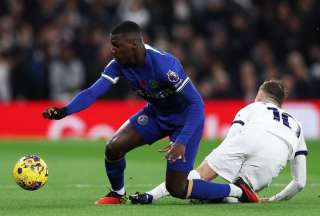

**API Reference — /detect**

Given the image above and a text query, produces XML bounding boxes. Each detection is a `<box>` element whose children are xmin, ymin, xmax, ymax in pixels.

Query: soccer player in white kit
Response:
<box><xmin>129</xmin><ymin>80</ymin><xmax>308</xmax><ymax>204</ymax></box>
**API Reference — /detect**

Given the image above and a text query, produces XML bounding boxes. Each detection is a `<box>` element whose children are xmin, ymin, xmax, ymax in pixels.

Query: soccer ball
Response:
<box><xmin>13</xmin><ymin>155</ymin><xmax>48</xmax><ymax>191</ymax></box>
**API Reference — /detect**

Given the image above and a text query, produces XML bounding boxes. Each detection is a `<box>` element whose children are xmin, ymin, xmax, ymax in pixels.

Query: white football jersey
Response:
<box><xmin>232</xmin><ymin>101</ymin><xmax>307</xmax><ymax>159</ymax></box>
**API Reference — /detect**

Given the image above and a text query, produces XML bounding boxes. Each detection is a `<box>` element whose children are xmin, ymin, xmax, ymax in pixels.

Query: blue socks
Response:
<box><xmin>105</xmin><ymin>159</ymin><xmax>231</xmax><ymax>200</ymax></box>
<box><xmin>190</xmin><ymin>179</ymin><xmax>231</xmax><ymax>200</ymax></box>
<box><xmin>105</xmin><ymin>158</ymin><xmax>126</xmax><ymax>191</ymax></box>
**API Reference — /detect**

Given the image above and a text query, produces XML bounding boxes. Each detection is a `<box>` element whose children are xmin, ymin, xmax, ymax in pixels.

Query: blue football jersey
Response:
<box><xmin>65</xmin><ymin>44</ymin><xmax>204</xmax><ymax>147</ymax></box>
<box><xmin>102</xmin><ymin>44</ymin><xmax>202</xmax><ymax>114</ymax></box>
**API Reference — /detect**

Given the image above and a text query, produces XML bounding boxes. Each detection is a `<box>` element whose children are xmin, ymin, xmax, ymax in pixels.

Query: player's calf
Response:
<box><xmin>105</xmin><ymin>140</ymin><xmax>125</xmax><ymax>161</ymax></box>
<box><xmin>104</xmin><ymin>141</ymin><xmax>127</xmax><ymax>199</ymax></box>
<box><xmin>166</xmin><ymin>181</ymin><xmax>189</xmax><ymax>199</ymax></box>
<box><xmin>165</xmin><ymin>169</ymin><xmax>190</xmax><ymax>199</ymax></box>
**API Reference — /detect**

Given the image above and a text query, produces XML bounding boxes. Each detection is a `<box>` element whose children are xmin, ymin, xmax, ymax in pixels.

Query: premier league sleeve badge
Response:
<box><xmin>167</xmin><ymin>70</ymin><xmax>180</xmax><ymax>83</ymax></box>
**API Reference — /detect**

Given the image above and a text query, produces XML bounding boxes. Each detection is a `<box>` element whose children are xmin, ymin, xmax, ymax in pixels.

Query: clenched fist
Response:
<box><xmin>42</xmin><ymin>107</ymin><xmax>67</xmax><ymax>120</ymax></box>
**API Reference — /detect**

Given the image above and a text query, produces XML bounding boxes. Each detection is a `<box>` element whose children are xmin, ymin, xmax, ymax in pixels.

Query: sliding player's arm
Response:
<box><xmin>269</xmin><ymin>154</ymin><xmax>307</xmax><ymax>201</ymax></box>
<box><xmin>269</xmin><ymin>131</ymin><xmax>307</xmax><ymax>202</ymax></box>
<box><xmin>43</xmin><ymin>60</ymin><xmax>120</xmax><ymax>120</ymax></box>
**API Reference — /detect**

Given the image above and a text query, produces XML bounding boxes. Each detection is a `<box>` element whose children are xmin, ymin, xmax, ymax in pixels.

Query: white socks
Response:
<box><xmin>146</xmin><ymin>182</ymin><xmax>169</xmax><ymax>201</ymax></box>
<box><xmin>188</xmin><ymin>170</ymin><xmax>201</xmax><ymax>180</ymax></box>
<box><xmin>113</xmin><ymin>187</ymin><xmax>125</xmax><ymax>196</ymax></box>
<box><xmin>146</xmin><ymin>169</ymin><xmax>202</xmax><ymax>202</ymax></box>
<box><xmin>141</xmin><ymin>170</ymin><xmax>242</xmax><ymax>202</ymax></box>
<box><xmin>147</xmin><ymin>182</ymin><xmax>242</xmax><ymax>202</ymax></box>
<box><xmin>228</xmin><ymin>184</ymin><xmax>243</xmax><ymax>198</ymax></box>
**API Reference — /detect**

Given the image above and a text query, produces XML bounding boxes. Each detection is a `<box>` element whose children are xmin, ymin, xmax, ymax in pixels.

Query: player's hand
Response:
<box><xmin>160</xmin><ymin>143</ymin><xmax>186</xmax><ymax>162</ymax></box>
<box><xmin>42</xmin><ymin>107</ymin><xmax>67</xmax><ymax>120</ymax></box>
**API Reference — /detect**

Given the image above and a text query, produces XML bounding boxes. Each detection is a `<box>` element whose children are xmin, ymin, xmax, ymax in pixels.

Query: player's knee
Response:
<box><xmin>165</xmin><ymin>180</ymin><xmax>188</xmax><ymax>199</ymax></box>
<box><xmin>105</xmin><ymin>140</ymin><xmax>125</xmax><ymax>161</ymax></box>
<box><xmin>187</xmin><ymin>170</ymin><xmax>201</xmax><ymax>180</ymax></box>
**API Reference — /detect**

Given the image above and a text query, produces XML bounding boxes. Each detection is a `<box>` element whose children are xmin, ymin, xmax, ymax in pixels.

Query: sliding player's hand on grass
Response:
<box><xmin>159</xmin><ymin>143</ymin><xmax>186</xmax><ymax>162</ymax></box>
<box><xmin>42</xmin><ymin>107</ymin><xmax>67</xmax><ymax>120</ymax></box>
<box><xmin>259</xmin><ymin>197</ymin><xmax>271</xmax><ymax>203</ymax></box>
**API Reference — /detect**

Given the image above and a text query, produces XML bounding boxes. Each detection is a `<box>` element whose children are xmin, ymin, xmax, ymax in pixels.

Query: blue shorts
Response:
<box><xmin>129</xmin><ymin>105</ymin><xmax>204</xmax><ymax>172</ymax></box>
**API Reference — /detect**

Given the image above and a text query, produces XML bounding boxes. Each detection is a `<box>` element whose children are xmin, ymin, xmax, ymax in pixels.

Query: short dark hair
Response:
<box><xmin>111</xmin><ymin>21</ymin><xmax>141</xmax><ymax>35</ymax></box>
<box><xmin>259</xmin><ymin>80</ymin><xmax>286</xmax><ymax>105</ymax></box>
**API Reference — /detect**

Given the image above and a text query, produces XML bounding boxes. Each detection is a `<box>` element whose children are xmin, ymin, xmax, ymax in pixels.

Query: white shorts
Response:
<box><xmin>205</xmin><ymin>128</ymin><xmax>289</xmax><ymax>191</ymax></box>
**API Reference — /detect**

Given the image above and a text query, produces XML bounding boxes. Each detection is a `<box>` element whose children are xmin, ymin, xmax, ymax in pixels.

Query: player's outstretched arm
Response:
<box><xmin>269</xmin><ymin>154</ymin><xmax>307</xmax><ymax>202</ymax></box>
<box><xmin>42</xmin><ymin>77</ymin><xmax>112</xmax><ymax>120</ymax></box>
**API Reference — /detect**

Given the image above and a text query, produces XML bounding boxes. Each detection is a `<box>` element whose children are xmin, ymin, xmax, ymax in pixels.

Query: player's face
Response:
<box><xmin>110</xmin><ymin>34</ymin><xmax>136</xmax><ymax>65</ymax></box>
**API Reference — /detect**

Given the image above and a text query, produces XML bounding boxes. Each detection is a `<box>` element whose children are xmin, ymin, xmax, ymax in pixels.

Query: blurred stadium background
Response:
<box><xmin>0</xmin><ymin>0</ymin><xmax>320</xmax><ymax>139</ymax></box>
<box><xmin>0</xmin><ymin>1</ymin><xmax>320</xmax><ymax>216</ymax></box>
<box><xmin>1</xmin><ymin>0</ymin><xmax>320</xmax><ymax>101</ymax></box>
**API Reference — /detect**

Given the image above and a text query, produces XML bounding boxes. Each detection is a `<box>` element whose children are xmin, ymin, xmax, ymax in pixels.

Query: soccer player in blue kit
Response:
<box><xmin>43</xmin><ymin>21</ymin><xmax>236</xmax><ymax>205</ymax></box>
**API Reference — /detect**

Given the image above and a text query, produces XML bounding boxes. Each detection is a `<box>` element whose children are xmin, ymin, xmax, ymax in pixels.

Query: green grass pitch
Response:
<box><xmin>0</xmin><ymin>139</ymin><xmax>319</xmax><ymax>216</ymax></box>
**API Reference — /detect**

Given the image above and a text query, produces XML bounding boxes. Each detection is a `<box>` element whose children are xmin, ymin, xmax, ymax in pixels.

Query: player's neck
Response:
<box><xmin>262</xmin><ymin>98</ymin><xmax>281</xmax><ymax>107</ymax></box>
<box><xmin>135</xmin><ymin>47</ymin><xmax>146</xmax><ymax>65</ymax></box>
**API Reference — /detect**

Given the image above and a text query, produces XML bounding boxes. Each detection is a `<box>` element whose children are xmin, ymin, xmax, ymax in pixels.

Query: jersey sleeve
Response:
<box><xmin>174</xmin><ymin>81</ymin><xmax>205</xmax><ymax>146</ymax></box>
<box><xmin>232</xmin><ymin>104</ymin><xmax>253</xmax><ymax>126</ymax></box>
<box><xmin>269</xmin><ymin>154</ymin><xmax>307</xmax><ymax>201</ymax></box>
<box><xmin>65</xmin><ymin>77</ymin><xmax>112</xmax><ymax>115</ymax></box>
<box><xmin>162</xmin><ymin>59</ymin><xmax>190</xmax><ymax>93</ymax></box>
<box><xmin>295</xmin><ymin>126</ymin><xmax>308</xmax><ymax>157</ymax></box>
<box><xmin>101</xmin><ymin>59</ymin><xmax>120</xmax><ymax>84</ymax></box>
<box><xmin>163</xmin><ymin>59</ymin><xmax>205</xmax><ymax>146</ymax></box>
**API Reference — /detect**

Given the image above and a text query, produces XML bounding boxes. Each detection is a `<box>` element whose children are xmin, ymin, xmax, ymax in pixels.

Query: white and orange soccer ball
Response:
<box><xmin>13</xmin><ymin>155</ymin><xmax>48</xmax><ymax>191</ymax></box>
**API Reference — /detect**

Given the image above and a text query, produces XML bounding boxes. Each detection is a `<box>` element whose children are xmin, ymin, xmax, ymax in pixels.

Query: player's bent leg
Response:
<box><xmin>96</xmin><ymin>121</ymin><xmax>146</xmax><ymax>205</ymax></box>
<box><xmin>162</xmin><ymin>168</ymin><xmax>244</xmax><ymax>203</ymax></box>
<box><xmin>165</xmin><ymin>169</ymin><xmax>190</xmax><ymax>199</ymax></box>
<box><xmin>231</xmin><ymin>132</ymin><xmax>289</xmax><ymax>203</ymax></box>
<box><xmin>185</xmin><ymin>167</ymin><xmax>243</xmax><ymax>202</ymax></box>
<box><xmin>131</xmin><ymin>156</ymin><xmax>219</xmax><ymax>204</ymax></box>
<box><xmin>105</xmin><ymin>120</ymin><xmax>146</xmax><ymax>161</ymax></box>
<box><xmin>165</xmin><ymin>122</ymin><xmax>204</xmax><ymax>199</ymax></box>
<box><xmin>196</xmin><ymin>160</ymin><xmax>218</xmax><ymax>181</ymax></box>
<box><xmin>187</xmin><ymin>178</ymin><xmax>232</xmax><ymax>201</ymax></box>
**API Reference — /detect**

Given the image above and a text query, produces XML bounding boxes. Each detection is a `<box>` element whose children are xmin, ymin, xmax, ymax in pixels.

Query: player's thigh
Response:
<box><xmin>106</xmin><ymin>120</ymin><xmax>146</xmax><ymax>160</ymax></box>
<box><xmin>205</xmin><ymin>135</ymin><xmax>247</xmax><ymax>183</ymax></box>
<box><xmin>164</xmin><ymin>126</ymin><xmax>203</xmax><ymax>198</ymax></box>
<box><xmin>196</xmin><ymin>160</ymin><xmax>218</xmax><ymax>181</ymax></box>
<box><xmin>239</xmin><ymin>134</ymin><xmax>289</xmax><ymax>191</ymax></box>
<box><xmin>165</xmin><ymin>169</ymin><xmax>189</xmax><ymax>198</ymax></box>
<box><xmin>129</xmin><ymin>107</ymin><xmax>165</xmax><ymax>144</ymax></box>
<box><xmin>107</xmin><ymin>106</ymin><xmax>165</xmax><ymax>157</ymax></box>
